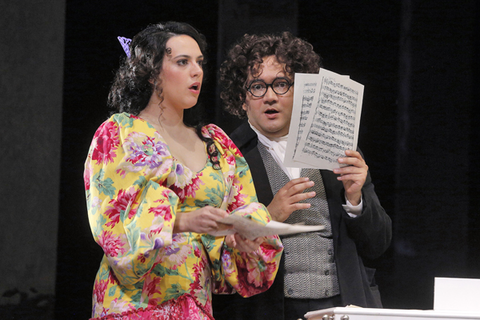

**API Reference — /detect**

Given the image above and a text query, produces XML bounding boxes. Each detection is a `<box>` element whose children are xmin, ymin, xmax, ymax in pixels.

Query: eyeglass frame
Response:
<box><xmin>245</xmin><ymin>77</ymin><xmax>294</xmax><ymax>98</ymax></box>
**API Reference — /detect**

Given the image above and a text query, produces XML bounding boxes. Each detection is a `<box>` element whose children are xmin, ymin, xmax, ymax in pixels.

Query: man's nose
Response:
<box><xmin>263</xmin><ymin>85</ymin><xmax>278</xmax><ymax>100</ymax></box>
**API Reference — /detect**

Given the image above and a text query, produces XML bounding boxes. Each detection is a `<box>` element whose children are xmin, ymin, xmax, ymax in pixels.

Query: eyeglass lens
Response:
<box><xmin>248</xmin><ymin>78</ymin><xmax>292</xmax><ymax>97</ymax></box>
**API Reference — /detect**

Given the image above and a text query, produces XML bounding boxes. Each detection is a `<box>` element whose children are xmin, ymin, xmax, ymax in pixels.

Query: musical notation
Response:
<box><xmin>284</xmin><ymin>68</ymin><xmax>364</xmax><ymax>170</ymax></box>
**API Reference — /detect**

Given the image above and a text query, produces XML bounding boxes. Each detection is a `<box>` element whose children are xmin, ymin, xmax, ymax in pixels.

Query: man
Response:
<box><xmin>212</xmin><ymin>31</ymin><xmax>392</xmax><ymax>320</ymax></box>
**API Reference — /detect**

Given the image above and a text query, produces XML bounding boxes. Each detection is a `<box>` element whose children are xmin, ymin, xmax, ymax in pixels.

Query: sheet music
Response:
<box><xmin>285</xmin><ymin>68</ymin><xmax>364</xmax><ymax>170</ymax></box>
<box><xmin>209</xmin><ymin>214</ymin><xmax>324</xmax><ymax>240</ymax></box>
<box><xmin>284</xmin><ymin>74</ymin><xmax>321</xmax><ymax>168</ymax></box>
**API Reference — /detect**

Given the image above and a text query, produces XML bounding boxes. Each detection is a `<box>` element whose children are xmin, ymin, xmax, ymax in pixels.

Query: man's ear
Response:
<box><xmin>242</xmin><ymin>103</ymin><xmax>247</xmax><ymax>111</ymax></box>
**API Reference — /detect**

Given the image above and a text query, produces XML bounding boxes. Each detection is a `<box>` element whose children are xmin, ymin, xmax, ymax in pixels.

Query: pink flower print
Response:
<box><xmin>148</xmin><ymin>204</ymin><xmax>172</xmax><ymax>221</ymax></box>
<box><xmin>84</xmin><ymin>163</ymin><xmax>92</xmax><ymax>191</ymax></box>
<box><xmin>108</xmin><ymin>268</ymin><xmax>120</xmax><ymax>285</ymax></box>
<box><xmin>149</xmin><ymin>224</ymin><xmax>165</xmax><ymax>238</ymax></box>
<box><xmin>189</xmin><ymin>257</ymin><xmax>207</xmax><ymax>294</ymax></box>
<box><xmin>227</xmin><ymin>181</ymin><xmax>247</xmax><ymax>212</ymax></box>
<box><xmin>224</xmin><ymin>154</ymin><xmax>236</xmax><ymax>166</ymax></box>
<box><xmin>143</xmin><ymin>276</ymin><xmax>162</xmax><ymax>302</ymax></box>
<box><xmin>108</xmin><ymin>298</ymin><xmax>133</xmax><ymax>314</ymax></box>
<box><xmin>171</xmin><ymin>173</ymin><xmax>204</xmax><ymax>203</ymax></box>
<box><xmin>235</xmin><ymin>258</ymin><xmax>270</xmax><ymax>296</ymax></box>
<box><xmin>97</xmin><ymin>230</ymin><xmax>127</xmax><ymax>257</ymax></box>
<box><xmin>184</xmin><ymin>175</ymin><xmax>204</xmax><ymax>198</ymax></box>
<box><xmin>93</xmin><ymin>279</ymin><xmax>109</xmax><ymax>304</ymax></box>
<box><xmin>104</xmin><ymin>187</ymin><xmax>139</xmax><ymax>228</ymax></box>
<box><xmin>259</xmin><ymin>241</ymin><xmax>279</xmax><ymax>261</ymax></box>
<box><xmin>194</xmin><ymin>245</ymin><xmax>201</xmax><ymax>258</ymax></box>
<box><xmin>203</xmin><ymin>124</ymin><xmax>240</xmax><ymax>155</ymax></box>
<box><xmin>92</xmin><ymin>121</ymin><xmax>119</xmax><ymax>165</ymax></box>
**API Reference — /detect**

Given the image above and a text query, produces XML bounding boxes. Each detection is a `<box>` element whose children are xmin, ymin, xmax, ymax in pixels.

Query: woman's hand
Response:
<box><xmin>173</xmin><ymin>206</ymin><xmax>231</xmax><ymax>234</ymax></box>
<box><xmin>225</xmin><ymin>233</ymin><xmax>264</xmax><ymax>253</ymax></box>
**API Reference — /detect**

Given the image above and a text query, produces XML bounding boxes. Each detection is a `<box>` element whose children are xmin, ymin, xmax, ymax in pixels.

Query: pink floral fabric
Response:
<box><xmin>84</xmin><ymin>113</ymin><xmax>283</xmax><ymax>319</ymax></box>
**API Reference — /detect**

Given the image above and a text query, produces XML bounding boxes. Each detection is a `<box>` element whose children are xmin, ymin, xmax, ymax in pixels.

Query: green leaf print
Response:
<box><xmin>194</xmin><ymin>185</ymin><xmax>223</xmax><ymax>207</ymax></box>
<box><xmin>211</xmin><ymin>258</ymin><xmax>223</xmax><ymax>281</ymax></box>
<box><xmin>152</xmin><ymin>264</ymin><xmax>180</xmax><ymax>278</ymax></box>
<box><xmin>114</xmin><ymin>113</ymin><xmax>135</xmax><ymax>127</ymax></box>
<box><xmin>93</xmin><ymin>169</ymin><xmax>116</xmax><ymax>198</ymax></box>
<box><xmin>201</xmin><ymin>234</ymin><xmax>217</xmax><ymax>252</ymax></box>
<box><xmin>164</xmin><ymin>283</ymin><xmax>187</xmax><ymax>301</ymax></box>
<box><xmin>108</xmin><ymin>286</ymin><xmax>116</xmax><ymax>297</ymax></box>
<box><xmin>209</xmin><ymin>169</ymin><xmax>224</xmax><ymax>183</ymax></box>
<box><xmin>133</xmin><ymin>175</ymin><xmax>147</xmax><ymax>188</ymax></box>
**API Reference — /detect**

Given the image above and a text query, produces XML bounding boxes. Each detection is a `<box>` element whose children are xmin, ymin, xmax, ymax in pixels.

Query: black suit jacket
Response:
<box><xmin>213</xmin><ymin>122</ymin><xmax>392</xmax><ymax>320</ymax></box>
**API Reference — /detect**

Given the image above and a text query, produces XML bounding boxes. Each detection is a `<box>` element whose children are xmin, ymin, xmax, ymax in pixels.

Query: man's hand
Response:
<box><xmin>333</xmin><ymin>150</ymin><xmax>368</xmax><ymax>206</ymax></box>
<box><xmin>267</xmin><ymin>177</ymin><xmax>316</xmax><ymax>222</ymax></box>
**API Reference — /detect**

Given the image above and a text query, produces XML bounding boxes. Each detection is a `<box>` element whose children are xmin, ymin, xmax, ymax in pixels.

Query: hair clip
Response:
<box><xmin>117</xmin><ymin>36</ymin><xmax>132</xmax><ymax>58</ymax></box>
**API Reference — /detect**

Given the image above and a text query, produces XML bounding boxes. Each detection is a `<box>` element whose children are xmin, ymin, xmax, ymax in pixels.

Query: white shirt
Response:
<box><xmin>249</xmin><ymin>123</ymin><xmax>362</xmax><ymax>216</ymax></box>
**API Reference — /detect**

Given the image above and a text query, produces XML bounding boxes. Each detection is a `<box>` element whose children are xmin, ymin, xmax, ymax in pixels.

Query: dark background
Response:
<box><xmin>1</xmin><ymin>0</ymin><xmax>479</xmax><ymax>319</ymax></box>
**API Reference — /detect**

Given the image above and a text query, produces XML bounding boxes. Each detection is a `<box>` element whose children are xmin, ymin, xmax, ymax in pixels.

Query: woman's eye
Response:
<box><xmin>177</xmin><ymin>59</ymin><xmax>188</xmax><ymax>66</ymax></box>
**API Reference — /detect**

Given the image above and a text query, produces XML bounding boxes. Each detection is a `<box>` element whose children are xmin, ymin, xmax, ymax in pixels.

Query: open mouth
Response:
<box><xmin>265</xmin><ymin>109</ymin><xmax>279</xmax><ymax>114</ymax></box>
<box><xmin>189</xmin><ymin>83</ymin><xmax>201</xmax><ymax>92</ymax></box>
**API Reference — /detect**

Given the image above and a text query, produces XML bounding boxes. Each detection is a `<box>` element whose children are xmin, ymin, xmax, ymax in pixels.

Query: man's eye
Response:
<box><xmin>275</xmin><ymin>81</ymin><xmax>289</xmax><ymax>88</ymax></box>
<box><xmin>251</xmin><ymin>83</ymin><xmax>265</xmax><ymax>90</ymax></box>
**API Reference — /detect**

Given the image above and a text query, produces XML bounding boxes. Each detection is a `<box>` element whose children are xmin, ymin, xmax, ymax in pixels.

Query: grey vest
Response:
<box><xmin>257</xmin><ymin>143</ymin><xmax>340</xmax><ymax>299</ymax></box>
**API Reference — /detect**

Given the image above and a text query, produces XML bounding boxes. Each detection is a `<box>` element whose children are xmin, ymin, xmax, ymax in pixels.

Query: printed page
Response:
<box><xmin>284</xmin><ymin>73</ymin><xmax>322</xmax><ymax>168</ymax></box>
<box><xmin>209</xmin><ymin>214</ymin><xmax>324</xmax><ymax>240</ymax></box>
<box><xmin>287</xmin><ymin>68</ymin><xmax>363</xmax><ymax>170</ymax></box>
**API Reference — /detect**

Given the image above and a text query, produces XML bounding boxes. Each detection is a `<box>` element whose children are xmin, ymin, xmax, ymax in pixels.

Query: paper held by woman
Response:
<box><xmin>210</xmin><ymin>214</ymin><xmax>324</xmax><ymax>240</ymax></box>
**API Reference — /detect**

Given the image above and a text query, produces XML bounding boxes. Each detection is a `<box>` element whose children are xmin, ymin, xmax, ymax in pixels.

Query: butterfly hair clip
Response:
<box><xmin>117</xmin><ymin>36</ymin><xmax>132</xmax><ymax>58</ymax></box>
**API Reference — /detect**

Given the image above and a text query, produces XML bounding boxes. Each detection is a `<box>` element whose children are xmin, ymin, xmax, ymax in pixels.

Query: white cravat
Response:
<box><xmin>250</xmin><ymin>124</ymin><xmax>300</xmax><ymax>180</ymax></box>
<box><xmin>249</xmin><ymin>122</ymin><xmax>362</xmax><ymax>216</ymax></box>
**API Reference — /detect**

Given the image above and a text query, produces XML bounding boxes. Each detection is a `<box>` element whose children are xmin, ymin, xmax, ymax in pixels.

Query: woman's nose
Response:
<box><xmin>192</xmin><ymin>62</ymin><xmax>203</xmax><ymax>77</ymax></box>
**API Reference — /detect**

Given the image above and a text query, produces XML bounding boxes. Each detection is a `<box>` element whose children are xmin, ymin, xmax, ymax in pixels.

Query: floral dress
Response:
<box><xmin>84</xmin><ymin>113</ymin><xmax>283</xmax><ymax>320</ymax></box>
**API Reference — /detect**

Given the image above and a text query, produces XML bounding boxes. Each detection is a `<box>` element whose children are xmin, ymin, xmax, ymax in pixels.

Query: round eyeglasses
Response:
<box><xmin>246</xmin><ymin>77</ymin><xmax>294</xmax><ymax>98</ymax></box>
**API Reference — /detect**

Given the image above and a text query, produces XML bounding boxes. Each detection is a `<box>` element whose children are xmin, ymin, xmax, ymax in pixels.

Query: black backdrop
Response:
<box><xmin>55</xmin><ymin>1</ymin><xmax>480</xmax><ymax>319</ymax></box>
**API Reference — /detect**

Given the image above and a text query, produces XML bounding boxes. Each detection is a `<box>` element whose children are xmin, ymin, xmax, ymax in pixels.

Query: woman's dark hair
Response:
<box><xmin>108</xmin><ymin>21</ymin><xmax>219</xmax><ymax>169</ymax></box>
<box><xmin>219</xmin><ymin>31</ymin><xmax>322</xmax><ymax>118</ymax></box>
<box><xmin>108</xmin><ymin>21</ymin><xmax>207</xmax><ymax>115</ymax></box>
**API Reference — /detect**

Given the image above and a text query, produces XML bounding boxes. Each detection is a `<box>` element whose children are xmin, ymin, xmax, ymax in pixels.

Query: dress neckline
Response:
<box><xmin>132</xmin><ymin>113</ymin><xmax>209</xmax><ymax>174</ymax></box>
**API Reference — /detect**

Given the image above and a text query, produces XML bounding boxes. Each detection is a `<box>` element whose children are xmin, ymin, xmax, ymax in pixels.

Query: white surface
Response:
<box><xmin>434</xmin><ymin>277</ymin><xmax>480</xmax><ymax>312</ymax></box>
<box><xmin>305</xmin><ymin>307</ymin><xmax>480</xmax><ymax>320</ymax></box>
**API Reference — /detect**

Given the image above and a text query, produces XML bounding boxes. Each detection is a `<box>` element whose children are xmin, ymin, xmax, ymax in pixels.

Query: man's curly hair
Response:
<box><xmin>219</xmin><ymin>31</ymin><xmax>322</xmax><ymax>119</ymax></box>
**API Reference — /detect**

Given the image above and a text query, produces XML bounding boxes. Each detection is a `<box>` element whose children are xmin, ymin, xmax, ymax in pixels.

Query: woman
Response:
<box><xmin>84</xmin><ymin>22</ymin><xmax>283</xmax><ymax>320</ymax></box>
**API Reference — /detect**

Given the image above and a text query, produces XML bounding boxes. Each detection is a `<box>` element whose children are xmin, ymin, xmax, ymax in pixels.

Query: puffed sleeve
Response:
<box><xmin>84</xmin><ymin>113</ymin><xmax>180</xmax><ymax>286</ymax></box>
<box><xmin>201</xmin><ymin>124</ymin><xmax>283</xmax><ymax>298</ymax></box>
